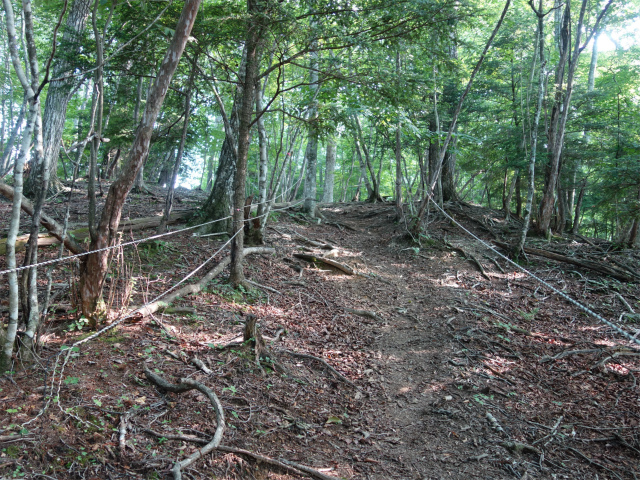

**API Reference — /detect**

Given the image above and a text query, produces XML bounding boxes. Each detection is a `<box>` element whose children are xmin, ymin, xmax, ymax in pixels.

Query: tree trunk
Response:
<box><xmin>229</xmin><ymin>0</ymin><xmax>264</xmax><ymax>287</ymax></box>
<box><xmin>158</xmin><ymin>60</ymin><xmax>196</xmax><ymax>234</ymax></box>
<box><xmin>200</xmin><ymin>47</ymin><xmax>250</xmax><ymax>234</ymax></box>
<box><xmin>23</xmin><ymin>0</ymin><xmax>92</xmax><ymax>197</ymax></box>
<box><xmin>303</xmin><ymin>43</ymin><xmax>319</xmax><ymax>216</ymax></box>
<box><xmin>0</xmin><ymin>13</ymin><xmax>39</xmax><ymax>366</ymax></box>
<box><xmin>571</xmin><ymin>178</ymin><xmax>586</xmax><ymax>235</ymax></box>
<box><xmin>78</xmin><ymin>0</ymin><xmax>203</xmax><ymax>325</ymax></box>
<box><xmin>323</xmin><ymin>136</ymin><xmax>336</xmax><ymax>203</ymax></box>
<box><xmin>516</xmin><ymin>2</ymin><xmax>546</xmax><ymax>255</ymax></box>
<box><xmin>414</xmin><ymin>0</ymin><xmax>511</xmax><ymax>229</ymax></box>
<box><xmin>538</xmin><ymin>0</ymin><xmax>612</xmax><ymax>237</ymax></box>
<box><xmin>353</xmin><ymin>115</ymin><xmax>382</xmax><ymax>202</ymax></box>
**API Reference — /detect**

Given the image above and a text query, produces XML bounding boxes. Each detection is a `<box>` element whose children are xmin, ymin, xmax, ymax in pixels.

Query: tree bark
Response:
<box><xmin>229</xmin><ymin>0</ymin><xmax>264</xmax><ymax>287</ymax></box>
<box><xmin>323</xmin><ymin>136</ymin><xmax>336</xmax><ymax>203</ymax></box>
<box><xmin>516</xmin><ymin>0</ymin><xmax>546</xmax><ymax>255</ymax></box>
<box><xmin>23</xmin><ymin>0</ymin><xmax>92</xmax><ymax>197</ymax></box>
<box><xmin>303</xmin><ymin>42</ymin><xmax>319</xmax><ymax>216</ymax></box>
<box><xmin>158</xmin><ymin>60</ymin><xmax>196</xmax><ymax>234</ymax></box>
<box><xmin>538</xmin><ymin>0</ymin><xmax>613</xmax><ymax>237</ymax></box>
<box><xmin>78</xmin><ymin>0</ymin><xmax>203</xmax><ymax>325</ymax></box>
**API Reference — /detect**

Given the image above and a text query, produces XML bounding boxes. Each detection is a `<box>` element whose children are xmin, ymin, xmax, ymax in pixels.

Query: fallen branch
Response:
<box><xmin>280</xmin><ymin>348</ymin><xmax>355</xmax><ymax>386</ymax></box>
<box><xmin>143</xmin><ymin>367</ymin><xmax>225</xmax><ymax>480</ymax></box>
<box><xmin>0</xmin><ymin>435</ymin><xmax>34</xmax><ymax>443</ymax></box>
<box><xmin>345</xmin><ymin>308</ymin><xmax>382</xmax><ymax>322</ymax></box>
<box><xmin>135</xmin><ymin>247</ymin><xmax>274</xmax><ymax>317</ymax></box>
<box><xmin>119</xmin><ymin>410</ymin><xmax>132</xmax><ymax>456</ymax></box>
<box><xmin>0</xmin><ymin>180</ymin><xmax>85</xmax><ymax>254</ymax></box>
<box><xmin>292</xmin><ymin>230</ymin><xmax>336</xmax><ymax>250</ymax></box>
<box><xmin>494</xmin><ymin>240</ymin><xmax>637</xmax><ymax>283</ymax></box>
<box><xmin>0</xmin><ymin>210</ymin><xmax>194</xmax><ymax>255</ymax></box>
<box><xmin>246</xmin><ymin>279</ymin><xmax>283</xmax><ymax>296</ymax></box>
<box><xmin>293</xmin><ymin>253</ymin><xmax>354</xmax><ymax>275</ymax></box>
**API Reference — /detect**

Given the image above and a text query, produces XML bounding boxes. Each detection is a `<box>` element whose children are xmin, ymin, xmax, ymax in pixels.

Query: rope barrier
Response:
<box><xmin>424</xmin><ymin>195</ymin><xmax>640</xmax><ymax>347</ymax></box>
<box><xmin>0</xmin><ymin>189</ymin><xmax>301</xmax><ymax>277</ymax></box>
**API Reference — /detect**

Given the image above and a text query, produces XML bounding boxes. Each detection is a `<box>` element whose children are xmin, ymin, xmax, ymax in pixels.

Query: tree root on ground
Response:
<box><xmin>293</xmin><ymin>253</ymin><xmax>355</xmax><ymax>275</ymax></box>
<box><xmin>142</xmin><ymin>429</ymin><xmax>339</xmax><ymax>480</ymax></box>
<box><xmin>143</xmin><ymin>367</ymin><xmax>225</xmax><ymax>480</ymax></box>
<box><xmin>133</xmin><ymin>246</ymin><xmax>275</xmax><ymax>318</ymax></box>
<box><xmin>279</xmin><ymin>348</ymin><xmax>355</xmax><ymax>386</ymax></box>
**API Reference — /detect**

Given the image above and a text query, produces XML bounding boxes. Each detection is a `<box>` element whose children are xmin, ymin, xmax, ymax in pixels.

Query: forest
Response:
<box><xmin>0</xmin><ymin>0</ymin><xmax>639</xmax><ymax>478</ymax></box>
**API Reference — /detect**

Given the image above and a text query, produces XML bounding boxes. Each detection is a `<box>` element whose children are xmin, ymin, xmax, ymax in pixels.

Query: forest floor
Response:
<box><xmin>0</xmin><ymin>184</ymin><xmax>639</xmax><ymax>480</ymax></box>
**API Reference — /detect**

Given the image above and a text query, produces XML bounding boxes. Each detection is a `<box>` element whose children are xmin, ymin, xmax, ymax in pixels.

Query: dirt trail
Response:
<box><xmin>315</xmin><ymin>204</ymin><xmax>513</xmax><ymax>479</ymax></box>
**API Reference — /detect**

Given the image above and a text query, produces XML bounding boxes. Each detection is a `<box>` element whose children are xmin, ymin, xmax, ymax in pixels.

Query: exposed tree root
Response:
<box><xmin>143</xmin><ymin>367</ymin><xmax>225</xmax><ymax>480</ymax></box>
<box><xmin>134</xmin><ymin>247</ymin><xmax>274</xmax><ymax>317</ymax></box>
<box><xmin>142</xmin><ymin>429</ymin><xmax>339</xmax><ymax>480</ymax></box>
<box><xmin>280</xmin><ymin>348</ymin><xmax>355</xmax><ymax>386</ymax></box>
<box><xmin>293</xmin><ymin>253</ymin><xmax>355</xmax><ymax>275</ymax></box>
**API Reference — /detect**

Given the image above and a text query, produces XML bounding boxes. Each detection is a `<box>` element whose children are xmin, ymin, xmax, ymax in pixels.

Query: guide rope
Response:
<box><xmin>424</xmin><ymin>195</ymin><xmax>640</xmax><ymax>347</ymax></box>
<box><xmin>0</xmin><ymin>193</ymin><xmax>302</xmax><ymax>277</ymax></box>
<box><xmin>21</xmin><ymin>225</ymin><xmax>245</xmax><ymax>428</ymax></box>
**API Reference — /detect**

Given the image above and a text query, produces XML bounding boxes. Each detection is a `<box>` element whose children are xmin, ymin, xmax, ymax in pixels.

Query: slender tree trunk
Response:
<box><xmin>323</xmin><ymin>136</ymin><xmax>336</xmax><ymax>203</ymax></box>
<box><xmin>158</xmin><ymin>60</ymin><xmax>196</xmax><ymax>234</ymax></box>
<box><xmin>19</xmin><ymin>0</ymin><xmax>48</xmax><ymax>353</ymax></box>
<box><xmin>200</xmin><ymin>48</ymin><xmax>249</xmax><ymax>234</ymax></box>
<box><xmin>229</xmin><ymin>0</ymin><xmax>264</xmax><ymax>287</ymax></box>
<box><xmin>353</xmin><ymin>115</ymin><xmax>381</xmax><ymax>202</ymax></box>
<box><xmin>342</xmin><ymin>148</ymin><xmax>355</xmax><ymax>202</ymax></box>
<box><xmin>571</xmin><ymin>178</ymin><xmax>586</xmax><ymax>235</ymax></box>
<box><xmin>539</xmin><ymin>0</ymin><xmax>613</xmax><ymax>236</ymax></box>
<box><xmin>23</xmin><ymin>0</ymin><xmax>92</xmax><ymax>197</ymax></box>
<box><xmin>627</xmin><ymin>185</ymin><xmax>640</xmax><ymax>247</ymax></box>
<box><xmin>516</xmin><ymin>1</ymin><xmax>546</xmax><ymax>255</ymax></box>
<box><xmin>78</xmin><ymin>0</ymin><xmax>203</xmax><ymax>324</ymax></box>
<box><xmin>354</xmin><ymin>138</ymin><xmax>372</xmax><ymax>199</ymax></box>
<box><xmin>303</xmin><ymin>41</ymin><xmax>319</xmax><ymax>216</ymax></box>
<box><xmin>415</xmin><ymin>0</ymin><xmax>511</xmax><ymax>229</ymax></box>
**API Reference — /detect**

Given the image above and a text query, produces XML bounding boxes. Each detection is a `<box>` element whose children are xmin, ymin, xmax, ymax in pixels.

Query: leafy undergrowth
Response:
<box><xmin>0</xmin><ymin>188</ymin><xmax>638</xmax><ymax>479</ymax></box>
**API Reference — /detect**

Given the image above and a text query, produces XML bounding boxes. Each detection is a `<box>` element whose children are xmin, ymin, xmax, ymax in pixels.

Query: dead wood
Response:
<box><xmin>191</xmin><ymin>357</ymin><xmax>213</xmax><ymax>375</ymax></box>
<box><xmin>246</xmin><ymin>279</ymin><xmax>283</xmax><ymax>295</ymax></box>
<box><xmin>575</xmin><ymin>234</ymin><xmax>640</xmax><ymax>280</ymax></box>
<box><xmin>324</xmin><ymin>220</ymin><xmax>360</xmax><ymax>232</ymax></box>
<box><xmin>244</xmin><ymin>314</ymin><xmax>268</xmax><ymax>372</ymax></box>
<box><xmin>143</xmin><ymin>367</ymin><xmax>225</xmax><ymax>480</ymax></box>
<box><xmin>158</xmin><ymin>306</ymin><xmax>197</xmax><ymax>315</ymax></box>
<box><xmin>134</xmin><ymin>247</ymin><xmax>274</xmax><ymax>317</ymax></box>
<box><xmin>443</xmin><ymin>239</ymin><xmax>490</xmax><ymax>280</ymax></box>
<box><xmin>493</xmin><ymin>241</ymin><xmax>637</xmax><ymax>283</ymax></box>
<box><xmin>293</xmin><ymin>253</ymin><xmax>355</xmax><ymax>275</ymax></box>
<box><xmin>0</xmin><ymin>180</ymin><xmax>85</xmax><ymax>254</ymax></box>
<box><xmin>0</xmin><ymin>207</ymin><xmax>193</xmax><ymax>255</ymax></box>
<box><xmin>142</xmin><ymin>429</ymin><xmax>339</xmax><ymax>480</ymax></box>
<box><xmin>118</xmin><ymin>410</ymin><xmax>132</xmax><ymax>456</ymax></box>
<box><xmin>280</xmin><ymin>348</ymin><xmax>354</xmax><ymax>386</ymax></box>
<box><xmin>292</xmin><ymin>230</ymin><xmax>336</xmax><ymax>250</ymax></box>
<box><xmin>541</xmin><ymin>347</ymin><xmax>640</xmax><ymax>364</ymax></box>
<box><xmin>345</xmin><ymin>308</ymin><xmax>382</xmax><ymax>322</ymax></box>
<box><xmin>499</xmin><ymin>441</ymin><xmax>541</xmax><ymax>455</ymax></box>
<box><xmin>0</xmin><ymin>435</ymin><xmax>34</xmax><ymax>443</ymax></box>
